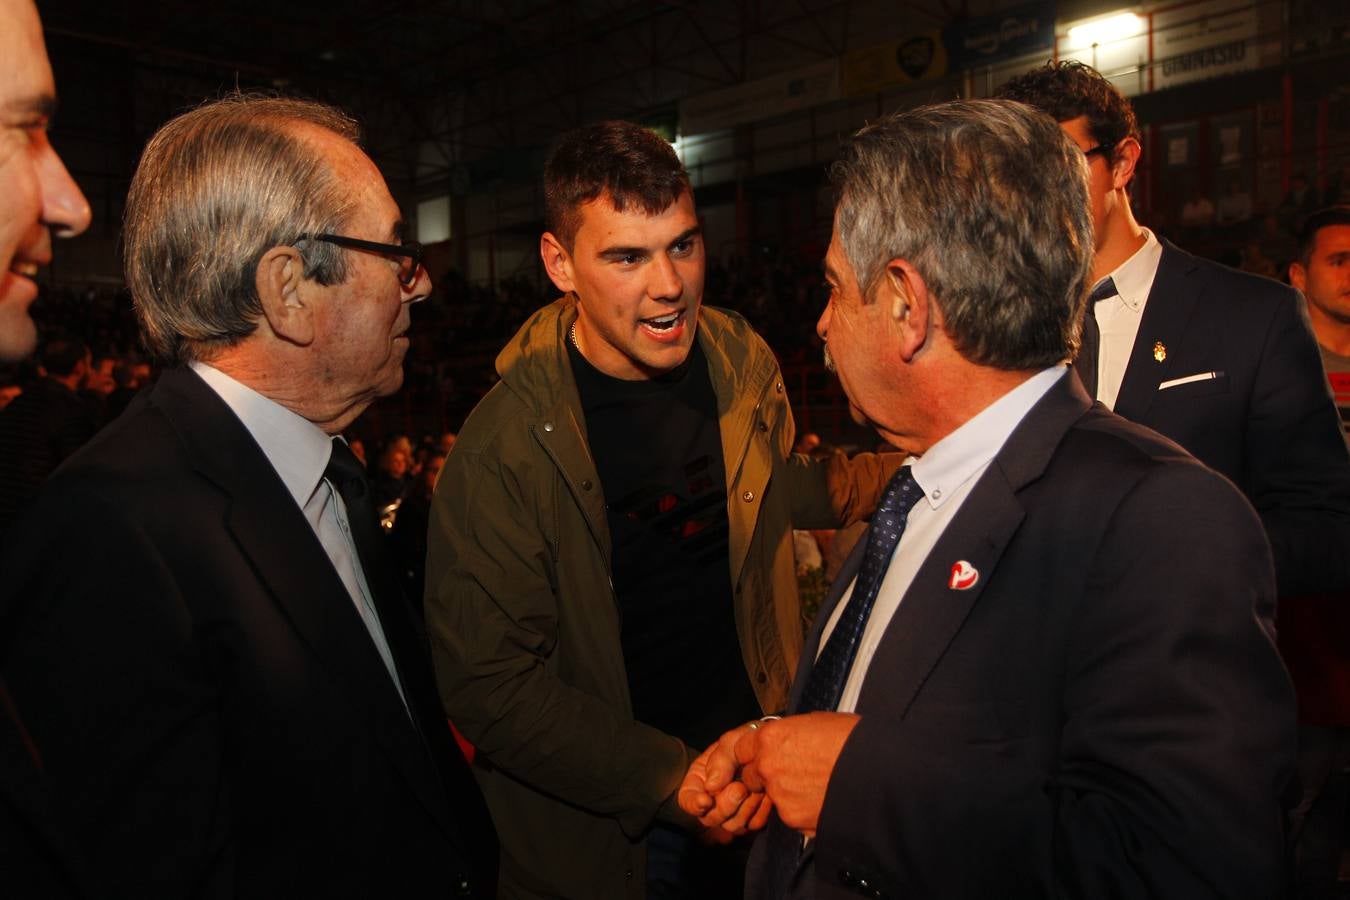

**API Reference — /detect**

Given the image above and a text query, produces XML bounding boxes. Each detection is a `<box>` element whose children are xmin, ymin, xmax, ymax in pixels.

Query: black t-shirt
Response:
<box><xmin>569</xmin><ymin>338</ymin><xmax>761</xmax><ymax>750</ymax></box>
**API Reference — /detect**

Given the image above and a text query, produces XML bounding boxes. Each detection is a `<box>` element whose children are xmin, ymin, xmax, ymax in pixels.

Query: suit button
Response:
<box><xmin>742</xmin><ymin>490</ymin><xmax>755</xmax><ymax>502</ymax></box>
<box><xmin>756</xmin><ymin>670</ymin><xmax>767</xmax><ymax>684</ymax></box>
<box><xmin>581</xmin><ymin>479</ymin><xmax>593</xmax><ymax>490</ymax></box>
<box><xmin>776</xmin><ymin>382</ymin><xmax>784</xmax><ymax>393</ymax></box>
<box><xmin>542</xmin><ymin>422</ymin><xmax>555</xmax><ymax>432</ymax></box>
<box><xmin>839</xmin><ymin>868</ymin><xmax>859</xmax><ymax>887</ymax></box>
<box><xmin>757</xmin><ymin>421</ymin><xmax>768</xmax><ymax>432</ymax></box>
<box><xmin>453</xmin><ymin>874</ymin><xmax>473</xmax><ymax>896</ymax></box>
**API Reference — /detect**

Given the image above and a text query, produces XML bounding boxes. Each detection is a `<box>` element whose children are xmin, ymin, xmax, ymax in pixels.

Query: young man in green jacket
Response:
<box><xmin>424</xmin><ymin>121</ymin><xmax>897</xmax><ymax>899</ymax></box>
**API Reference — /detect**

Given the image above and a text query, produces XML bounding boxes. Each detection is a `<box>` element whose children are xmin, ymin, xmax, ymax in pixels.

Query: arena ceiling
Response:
<box><xmin>37</xmin><ymin>0</ymin><xmax>956</xmax><ymax>195</ymax></box>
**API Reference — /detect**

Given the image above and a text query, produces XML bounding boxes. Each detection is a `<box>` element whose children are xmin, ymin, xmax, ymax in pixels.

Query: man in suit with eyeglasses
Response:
<box><xmin>0</xmin><ymin>95</ymin><xmax>495</xmax><ymax>898</ymax></box>
<box><xmin>996</xmin><ymin>60</ymin><xmax>1350</xmax><ymax>599</ymax></box>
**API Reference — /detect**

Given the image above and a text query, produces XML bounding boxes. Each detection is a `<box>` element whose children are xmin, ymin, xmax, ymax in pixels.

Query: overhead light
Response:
<box><xmin>1067</xmin><ymin>12</ymin><xmax>1144</xmax><ymax>49</ymax></box>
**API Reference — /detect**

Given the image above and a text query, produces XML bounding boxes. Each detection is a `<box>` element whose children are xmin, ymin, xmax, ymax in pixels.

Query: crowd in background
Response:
<box><xmin>1165</xmin><ymin>169</ymin><xmax>1350</xmax><ymax>281</ymax></box>
<box><xmin>0</xmin><ymin>202</ymin><xmax>1334</xmax><ymax>490</ymax></box>
<box><xmin>2</xmin><ymin>202</ymin><xmax>1329</xmax><ymax>433</ymax></box>
<box><xmin>2</xmin><ymin>207</ymin><xmax>1339</xmax><ymax>612</ymax></box>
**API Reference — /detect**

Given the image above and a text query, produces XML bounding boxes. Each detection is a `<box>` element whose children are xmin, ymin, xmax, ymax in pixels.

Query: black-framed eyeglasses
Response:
<box><xmin>1081</xmin><ymin>142</ymin><xmax>1113</xmax><ymax>161</ymax></box>
<box><xmin>297</xmin><ymin>233</ymin><xmax>424</xmax><ymax>288</ymax></box>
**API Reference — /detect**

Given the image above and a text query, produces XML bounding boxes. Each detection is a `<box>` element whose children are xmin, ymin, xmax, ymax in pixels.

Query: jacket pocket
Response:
<box><xmin>1156</xmin><ymin>370</ymin><xmax>1228</xmax><ymax>399</ymax></box>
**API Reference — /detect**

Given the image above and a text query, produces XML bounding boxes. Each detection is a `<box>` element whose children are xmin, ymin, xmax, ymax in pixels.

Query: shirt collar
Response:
<box><xmin>908</xmin><ymin>366</ymin><xmax>1067</xmax><ymax>509</ymax></box>
<box><xmin>1095</xmin><ymin>227</ymin><xmax>1161</xmax><ymax>314</ymax></box>
<box><xmin>190</xmin><ymin>361</ymin><xmax>333</xmax><ymax>510</ymax></box>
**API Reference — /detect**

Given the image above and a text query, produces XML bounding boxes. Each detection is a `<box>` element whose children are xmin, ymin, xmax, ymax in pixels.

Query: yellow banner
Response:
<box><xmin>842</xmin><ymin>32</ymin><xmax>948</xmax><ymax>96</ymax></box>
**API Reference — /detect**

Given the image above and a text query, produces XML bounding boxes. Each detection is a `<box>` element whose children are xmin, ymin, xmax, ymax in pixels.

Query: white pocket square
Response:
<box><xmin>1158</xmin><ymin>371</ymin><xmax>1224</xmax><ymax>390</ymax></box>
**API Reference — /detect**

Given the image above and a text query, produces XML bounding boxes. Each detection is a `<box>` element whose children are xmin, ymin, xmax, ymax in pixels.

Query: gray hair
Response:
<box><xmin>831</xmin><ymin>99</ymin><xmax>1094</xmax><ymax>370</ymax></box>
<box><xmin>123</xmin><ymin>94</ymin><xmax>362</xmax><ymax>365</ymax></box>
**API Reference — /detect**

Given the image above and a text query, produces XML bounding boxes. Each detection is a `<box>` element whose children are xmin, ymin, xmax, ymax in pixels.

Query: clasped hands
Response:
<box><xmin>678</xmin><ymin>711</ymin><xmax>860</xmax><ymax>841</ymax></box>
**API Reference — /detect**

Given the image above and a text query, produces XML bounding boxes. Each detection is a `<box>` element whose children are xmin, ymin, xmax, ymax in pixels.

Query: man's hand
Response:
<box><xmin>693</xmin><ymin>790</ymin><xmax>774</xmax><ymax>843</ymax></box>
<box><xmin>734</xmin><ymin>712</ymin><xmax>860</xmax><ymax>838</ymax></box>
<box><xmin>679</xmin><ymin>723</ymin><xmax>764</xmax><ymax>832</ymax></box>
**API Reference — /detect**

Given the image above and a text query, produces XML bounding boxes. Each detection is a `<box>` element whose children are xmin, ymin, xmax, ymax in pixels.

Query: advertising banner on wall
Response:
<box><xmin>842</xmin><ymin>30</ymin><xmax>948</xmax><ymax>96</ymax></box>
<box><xmin>945</xmin><ymin>1</ymin><xmax>1056</xmax><ymax>71</ymax></box>
<box><xmin>679</xmin><ymin>60</ymin><xmax>839</xmax><ymax>137</ymax></box>
<box><xmin>1153</xmin><ymin>0</ymin><xmax>1258</xmax><ymax>89</ymax></box>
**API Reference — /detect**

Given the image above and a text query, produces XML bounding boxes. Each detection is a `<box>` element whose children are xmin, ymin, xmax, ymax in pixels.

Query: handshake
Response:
<box><xmin>676</xmin><ymin>711</ymin><xmax>861</xmax><ymax>842</ymax></box>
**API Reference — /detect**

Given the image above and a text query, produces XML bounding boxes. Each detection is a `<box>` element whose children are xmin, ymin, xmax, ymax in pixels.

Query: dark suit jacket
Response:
<box><xmin>1</xmin><ymin>680</ymin><xmax>83</xmax><ymax>899</ymax></box>
<box><xmin>0</xmin><ymin>368</ymin><xmax>496</xmax><ymax>899</ymax></box>
<box><xmin>0</xmin><ymin>377</ymin><xmax>97</xmax><ymax>536</ymax></box>
<box><xmin>748</xmin><ymin>372</ymin><xmax>1295</xmax><ymax>900</ymax></box>
<box><xmin>1114</xmin><ymin>240</ymin><xmax>1350</xmax><ymax>596</ymax></box>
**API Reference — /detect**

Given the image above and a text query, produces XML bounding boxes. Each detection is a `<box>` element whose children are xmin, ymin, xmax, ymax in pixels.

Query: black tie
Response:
<box><xmin>323</xmin><ymin>439</ymin><xmax>415</xmax><ymax>686</ymax></box>
<box><xmin>1076</xmin><ymin>278</ymin><xmax>1118</xmax><ymax>399</ymax></box>
<box><xmin>763</xmin><ymin>467</ymin><xmax>922</xmax><ymax>897</ymax></box>
<box><xmin>324</xmin><ymin>438</ymin><xmax>390</xmax><ymax>593</ymax></box>
<box><xmin>325</xmin><ymin>440</ymin><xmax>432</xmax><ymax>742</ymax></box>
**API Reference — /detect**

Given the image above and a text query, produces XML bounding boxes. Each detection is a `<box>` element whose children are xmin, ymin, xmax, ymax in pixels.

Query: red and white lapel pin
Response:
<box><xmin>948</xmin><ymin>560</ymin><xmax>979</xmax><ymax>590</ymax></box>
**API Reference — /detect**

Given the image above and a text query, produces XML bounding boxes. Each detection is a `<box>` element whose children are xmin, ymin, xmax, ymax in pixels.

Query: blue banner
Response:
<box><xmin>945</xmin><ymin>2</ymin><xmax>1056</xmax><ymax>70</ymax></box>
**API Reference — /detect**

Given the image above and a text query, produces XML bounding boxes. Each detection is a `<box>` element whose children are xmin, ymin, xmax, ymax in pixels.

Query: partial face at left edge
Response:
<box><xmin>0</xmin><ymin>0</ymin><xmax>92</xmax><ymax>362</ymax></box>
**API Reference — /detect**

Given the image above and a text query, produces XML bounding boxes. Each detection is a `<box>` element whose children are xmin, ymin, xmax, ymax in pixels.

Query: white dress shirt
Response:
<box><xmin>1092</xmin><ymin>228</ymin><xmax>1162</xmax><ymax>411</ymax></box>
<box><xmin>191</xmin><ymin>362</ymin><xmax>408</xmax><ymax>710</ymax></box>
<box><xmin>821</xmin><ymin>366</ymin><xmax>1067</xmax><ymax>713</ymax></box>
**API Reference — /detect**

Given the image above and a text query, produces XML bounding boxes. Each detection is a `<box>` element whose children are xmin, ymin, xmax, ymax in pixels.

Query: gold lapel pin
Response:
<box><xmin>1153</xmin><ymin>341</ymin><xmax>1166</xmax><ymax>363</ymax></box>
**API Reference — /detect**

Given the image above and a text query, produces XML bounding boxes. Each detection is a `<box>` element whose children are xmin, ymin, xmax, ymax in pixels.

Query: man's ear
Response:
<box><xmin>540</xmin><ymin>232</ymin><xmax>576</xmax><ymax>295</ymax></box>
<box><xmin>881</xmin><ymin>258</ymin><xmax>931</xmax><ymax>363</ymax></box>
<box><xmin>255</xmin><ymin>246</ymin><xmax>315</xmax><ymax>346</ymax></box>
<box><xmin>1289</xmin><ymin>261</ymin><xmax>1308</xmax><ymax>293</ymax></box>
<box><xmin>1111</xmin><ymin>138</ymin><xmax>1142</xmax><ymax>191</ymax></box>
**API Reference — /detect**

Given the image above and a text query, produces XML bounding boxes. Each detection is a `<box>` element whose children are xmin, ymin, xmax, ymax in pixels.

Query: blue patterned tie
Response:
<box><xmin>1076</xmin><ymin>277</ymin><xmax>1117</xmax><ymax>399</ymax></box>
<box><xmin>757</xmin><ymin>467</ymin><xmax>920</xmax><ymax>897</ymax></box>
<box><xmin>797</xmin><ymin>465</ymin><xmax>921</xmax><ymax>714</ymax></box>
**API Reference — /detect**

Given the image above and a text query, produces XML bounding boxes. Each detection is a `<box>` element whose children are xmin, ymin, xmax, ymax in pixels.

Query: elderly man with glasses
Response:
<box><xmin>0</xmin><ymin>95</ymin><xmax>497</xmax><ymax>898</ymax></box>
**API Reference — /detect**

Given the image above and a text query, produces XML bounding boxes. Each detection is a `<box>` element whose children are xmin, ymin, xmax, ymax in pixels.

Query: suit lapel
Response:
<box><xmin>802</xmin><ymin>374</ymin><xmax>1091</xmax><ymax>718</ymax></box>
<box><xmin>150</xmin><ymin>369</ymin><xmax>453</xmax><ymax>835</ymax></box>
<box><xmin>1114</xmin><ymin>241</ymin><xmax>1203</xmax><ymax>421</ymax></box>
<box><xmin>854</xmin><ymin>470</ymin><xmax>1022</xmax><ymax>716</ymax></box>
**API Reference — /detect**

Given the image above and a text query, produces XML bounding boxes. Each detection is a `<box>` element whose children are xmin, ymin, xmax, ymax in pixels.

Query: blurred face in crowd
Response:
<box><xmin>1291</xmin><ymin>224</ymin><xmax>1350</xmax><ymax>329</ymax></box>
<box><xmin>420</xmin><ymin>453</ymin><xmax>444</xmax><ymax>494</ymax></box>
<box><xmin>85</xmin><ymin>356</ymin><xmax>115</xmax><ymax>395</ymax></box>
<box><xmin>543</xmin><ymin>189</ymin><xmax>704</xmax><ymax>380</ymax></box>
<box><xmin>0</xmin><ymin>0</ymin><xmax>91</xmax><ymax>362</ymax></box>
<box><xmin>348</xmin><ymin>438</ymin><xmax>367</xmax><ymax>466</ymax></box>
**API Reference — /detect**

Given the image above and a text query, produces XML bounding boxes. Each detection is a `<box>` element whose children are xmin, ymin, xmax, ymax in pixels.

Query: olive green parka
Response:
<box><xmin>425</xmin><ymin>298</ymin><xmax>897</xmax><ymax>899</ymax></box>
